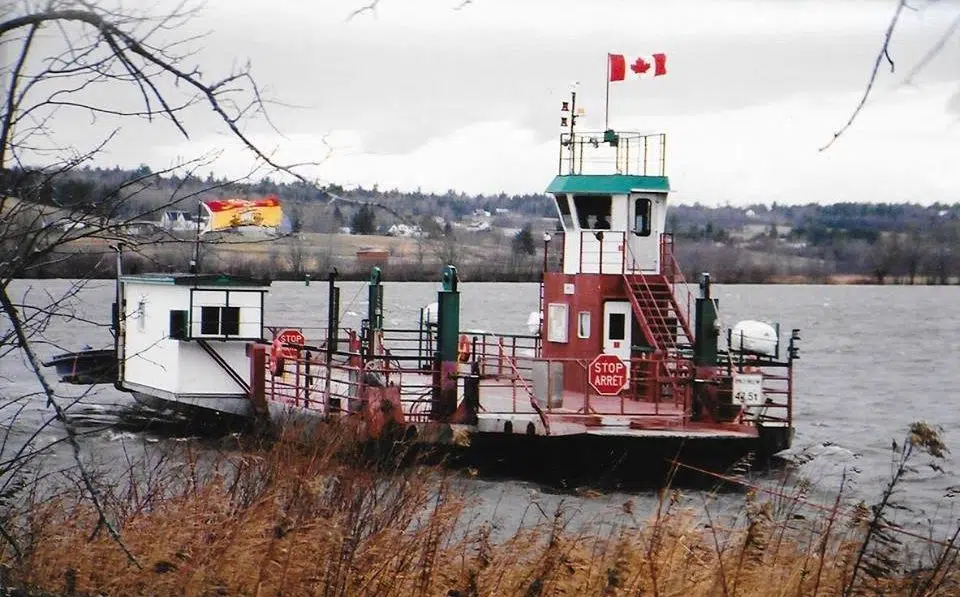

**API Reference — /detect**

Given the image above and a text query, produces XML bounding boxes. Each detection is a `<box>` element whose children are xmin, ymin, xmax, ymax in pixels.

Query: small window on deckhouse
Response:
<box><xmin>634</xmin><ymin>198</ymin><xmax>651</xmax><ymax>236</ymax></box>
<box><xmin>577</xmin><ymin>311</ymin><xmax>591</xmax><ymax>339</ymax></box>
<box><xmin>608</xmin><ymin>312</ymin><xmax>626</xmax><ymax>341</ymax></box>
<box><xmin>574</xmin><ymin>195</ymin><xmax>612</xmax><ymax>230</ymax></box>
<box><xmin>555</xmin><ymin>194</ymin><xmax>576</xmax><ymax>230</ymax></box>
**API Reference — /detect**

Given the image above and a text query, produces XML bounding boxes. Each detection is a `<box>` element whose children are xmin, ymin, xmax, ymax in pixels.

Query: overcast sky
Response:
<box><xmin>21</xmin><ymin>0</ymin><xmax>960</xmax><ymax>204</ymax></box>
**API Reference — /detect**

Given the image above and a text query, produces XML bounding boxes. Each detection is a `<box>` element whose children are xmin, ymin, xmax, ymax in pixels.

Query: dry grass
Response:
<box><xmin>1</xmin><ymin>424</ymin><xmax>958</xmax><ymax>596</ymax></box>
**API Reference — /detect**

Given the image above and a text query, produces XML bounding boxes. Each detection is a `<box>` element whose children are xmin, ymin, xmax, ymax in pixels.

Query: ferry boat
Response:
<box><xmin>47</xmin><ymin>103</ymin><xmax>800</xmax><ymax>485</ymax></box>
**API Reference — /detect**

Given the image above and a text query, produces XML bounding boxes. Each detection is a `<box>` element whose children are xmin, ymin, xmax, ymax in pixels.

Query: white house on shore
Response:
<box><xmin>159</xmin><ymin>210</ymin><xmax>205</xmax><ymax>233</ymax></box>
<box><xmin>387</xmin><ymin>223</ymin><xmax>424</xmax><ymax>238</ymax></box>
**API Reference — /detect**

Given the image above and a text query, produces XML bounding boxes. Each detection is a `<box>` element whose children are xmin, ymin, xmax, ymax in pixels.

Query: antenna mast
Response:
<box><xmin>191</xmin><ymin>200</ymin><xmax>202</xmax><ymax>275</ymax></box>
<box><xmin>560</xmin><ymin>83</ymin><xmax>580</xmax><ymax>175</ymax></box>
<box><xmin>568</xmin><ymin>88</ymin><xmax>577</xmax><ymax>170</ymax></box>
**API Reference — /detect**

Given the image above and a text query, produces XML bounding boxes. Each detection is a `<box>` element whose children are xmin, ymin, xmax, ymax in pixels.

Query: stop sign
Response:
<box><xmin>589</xmin><ymin>354</ymin><xmax>628</xmax><ymax>396</ymax></box>
<box><xmin>273</xmin><ymin>328</ymin><xmax>305</xmax><ymax>358</ymax></box>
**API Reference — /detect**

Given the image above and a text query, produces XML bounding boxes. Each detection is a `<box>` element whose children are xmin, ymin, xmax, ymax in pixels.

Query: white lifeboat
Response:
<box><xmin>730</xmin><ymin>320</ymin><xmax>778</xmax><ymax>356</ymax></box>
<box><xmin>525</xmin><ymin>311</ymin><xmax>541</xmax><ymax>335</ymax></box>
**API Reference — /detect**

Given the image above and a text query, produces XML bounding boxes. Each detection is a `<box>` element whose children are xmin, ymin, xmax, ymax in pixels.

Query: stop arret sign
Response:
<box><xmin>589</xmin><ymin>354</ymin><xmax>628</xmax><ymax>396</ymax></box>
<box><xmin>273</xmin><ymin>328</ymin><xmax>305</xmax><ymax>358</ymax></box>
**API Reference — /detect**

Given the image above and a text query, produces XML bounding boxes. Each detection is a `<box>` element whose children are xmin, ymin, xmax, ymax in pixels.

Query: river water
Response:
<box><xmin>2</xmin><ymin>279</ymin><xmax>959</xmax><ymax>537</ymax></box>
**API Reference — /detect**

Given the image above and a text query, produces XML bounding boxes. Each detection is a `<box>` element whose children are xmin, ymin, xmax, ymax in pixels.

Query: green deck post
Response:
<box><xmin>437</xmin><ymin>265</ymin><xmax>460</xmax><ymax>362</ymax></box>
<box><xmin>433</xmin><ymin>265</ymin><xmax>460</xmax><ymax>420</ymax></box>
<box><xmin>693</xmin><ymin>273</ymin><xmax>719</xmax><ymax>367</ymax></box>
<box><xmin>368</xmin><ymin>267</ymin><xmax>383</xmax><ymax>331</ymax></box>
<box><xmin>326</xmin><ymin>270</ymin><xmax>340</xmax><ymax>413</ymax></box>
<box><xmin>327</xmin><ymin>270</ymin><xmax>340</xmax><ymax>362</ymax></box>
<box><xmin>367</xmin><ymin>267</ymin><xmax>383</xmax><ymax>360</ymax></box>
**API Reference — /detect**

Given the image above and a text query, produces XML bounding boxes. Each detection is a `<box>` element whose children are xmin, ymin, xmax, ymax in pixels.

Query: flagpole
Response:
<box><xmin>604</xmin><ymin>53</ymin><xmax>611</xmax><ymax>130</ymax></box>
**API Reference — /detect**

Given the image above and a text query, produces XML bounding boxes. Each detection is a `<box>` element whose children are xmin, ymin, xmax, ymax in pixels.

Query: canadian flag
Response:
<box><xmin>608</xmin><ymin>53</ymin><xmax>667</xmax><ymax>81</ymax></box>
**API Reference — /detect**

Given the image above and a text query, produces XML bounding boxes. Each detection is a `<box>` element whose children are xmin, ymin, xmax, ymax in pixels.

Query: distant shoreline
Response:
<box><xmin>12</xmin><ymin>271</ymin><xmax>959</xmax><ymax>286</ymax></box>
<box><xmin>13</xmin><ymin>234</ymin><xmax>958</xmax><ymax>286</ymax></box>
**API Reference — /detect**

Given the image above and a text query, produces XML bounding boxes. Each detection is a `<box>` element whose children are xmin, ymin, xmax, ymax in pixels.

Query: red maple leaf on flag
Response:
<box><xmin>630</xmin><ymin>57</ymin><xmax>651</xmax><ymax>75</ymax></box>
<box><xmin>608</xmin><ymin>53</ymin><xmax>667</xmax><ymax>81</ymax></box>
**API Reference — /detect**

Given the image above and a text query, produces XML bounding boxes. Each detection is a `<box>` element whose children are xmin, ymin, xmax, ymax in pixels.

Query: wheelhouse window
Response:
<box><xmin>634</xmin><ymin>198</ymin><xmax>651</xmax><ymax>236</ymax></box>
<box><xmin>555</xmin><ymin>194</ymin><xmax>575</xmax><ymax>230</ymax></box>
<box><xmin>221</xmin><ymin>306</ymin><xmax>240</xmax><ymax>336</ymax></box>
<box><xmin>200</xmin><ymin>306</ymin><xmax>240</xmax><ymax>336</ymax></box>
<box><xmin>190</xmin><ymin>289</ymin><xmax>264</xmax><ymax>339</ymax></box>
<box><xmin>574</xmin><ymin>195</ymin><xmax>612</xmax><ymax>230</ymax></box>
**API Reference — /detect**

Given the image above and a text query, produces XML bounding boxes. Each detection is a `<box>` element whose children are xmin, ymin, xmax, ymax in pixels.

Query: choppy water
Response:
<box><xmin>2</xmin><ymin>279</ymin><xmax>959</xmax><ymax>537</ymax></box>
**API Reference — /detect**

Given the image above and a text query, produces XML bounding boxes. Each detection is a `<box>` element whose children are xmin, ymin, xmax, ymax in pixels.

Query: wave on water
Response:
<box><xmin>779</xmin><ymin>442</ymin><xmax>863</xmax><ymax>480</ymax></box>
<box><xmin>104</xmin><ymin>430</ymin><xmax>139</xmax><ymax>442</ymax></box>
<box><xmin>61</xmin><ymin>400</ymin><xmax>235</xmax><ymax>442</ymax></box>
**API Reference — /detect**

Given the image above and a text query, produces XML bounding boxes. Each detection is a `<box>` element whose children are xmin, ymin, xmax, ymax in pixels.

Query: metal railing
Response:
<box><xmin>473</xmin><ymin>353</ymin><xmax>693</xmax><ymax>421</ymax></box>
<box><xmin>558</xmin><ymin>131</ymin><xmax>667</xmax><ymax>176</ymax></box>
<box><xmin>253</xmin><ymin>336</ymin><xmax>792</xmax><ymax>432</ymax></box>
<box><xmin>377</xmin><ymin>328</ymin><xmax>541</xmax><ymax>371</ymax></box>
<box><xmin>252</xmin><ymin>269</ymin><xmax>790</xmax><ymax>433</ymax></box>
<box><xmin>578</xmin><ymin>230</ymin><xmax>626</xmax><ymax>274</ymax></box>
<box><xmin>622</xmin><ymin>235</ymin><xmax>694</xmax><ymax>347</ymax></box>
<box><xmin>659</xmin><ymin>233</ymin><xmax>695</xmax><ymax>337</ymax></box>
<box><xmin>497</xmin><ymin>340</ymin><xmax>551</xmax><ymax>434</ymax></box>
<box><xmin>719</xmin><ymin>331</ymin><xmax>798</xmax><ymax>429</ymax></box>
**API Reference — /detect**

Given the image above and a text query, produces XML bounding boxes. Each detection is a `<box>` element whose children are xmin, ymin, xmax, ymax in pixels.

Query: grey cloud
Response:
<box><xmin>10</xmin><ymin>0</ymin><xmax>960</xmax><ymax>203</ymax></box>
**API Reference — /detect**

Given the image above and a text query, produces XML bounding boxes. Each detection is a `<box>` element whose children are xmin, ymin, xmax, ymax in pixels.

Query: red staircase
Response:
<box><xmin>622</xmin><ymin>274</ymin><xmax>693</xmax><ymax>354</ymax></box>
<box><xmin>623</xmin><ymin>273</ymin><xmax>695</xmax><ymax>406</ymax></box>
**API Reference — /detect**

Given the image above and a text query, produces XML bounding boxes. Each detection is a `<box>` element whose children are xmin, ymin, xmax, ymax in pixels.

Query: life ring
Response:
<box><xmin>270</xmin><ymin>337</ymin><xmax>285</xmax><ymax>376</ymax></box>
<box><xmin>457</xmin><ymin>334</ymin><xmax>471</xmax><ymax>363</ymax></box>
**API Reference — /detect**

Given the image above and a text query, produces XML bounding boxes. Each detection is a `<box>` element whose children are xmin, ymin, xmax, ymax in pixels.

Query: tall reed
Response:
<box><xmin>0</xmin><ymin>422</ymin><xmax>956</xmax><ymax>596</ymax></box>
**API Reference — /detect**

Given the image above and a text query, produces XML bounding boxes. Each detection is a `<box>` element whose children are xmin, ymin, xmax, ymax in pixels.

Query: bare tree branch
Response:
<box><xmin>820</xmin><ymin>0</ymin><xmax>906</xmax><ymax>151</ymax></box>
<box><xmin>0</xmin><ymin>17</ymin><xmax>40</xmax><ymax>175</ymax></box>
<box><xmin>346</xmin><ymin>0</ymin><xmax>381</xmax><ymax>21</ymax></box>
<box><xmin>902</xmin><ymin>10</ymin><xmax>960</xmax><ymax>86</ymax></box>
<box><xmin>0</xmin><ymin>286</ymin><xmax>141</xmax><ymax>568</ymax></box>
<box><xmin>0</xmin><ymin>1</ymin><xmax>320</xmax><ymax>565</ymax></box>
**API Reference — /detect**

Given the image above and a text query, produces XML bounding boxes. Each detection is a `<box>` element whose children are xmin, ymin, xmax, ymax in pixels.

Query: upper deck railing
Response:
<box><xmin>558</xmin><ymin>130</ymin><xmax>666</xmax><ymax>177</ymax></box>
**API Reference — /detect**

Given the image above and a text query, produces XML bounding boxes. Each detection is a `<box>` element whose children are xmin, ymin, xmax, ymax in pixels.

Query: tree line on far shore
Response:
<box><xmin>3</xmin><ymin>166</ymin><xmax>957</xmax><ymax>284</ymax></box>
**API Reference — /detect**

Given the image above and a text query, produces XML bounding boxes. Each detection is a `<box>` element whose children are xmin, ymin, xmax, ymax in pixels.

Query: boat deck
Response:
<box><xmin>400</xmin><ymin>371</ymin><xmax>758</xmax><ymax>440</ymax></box>
<box><xmin>263</xmin><ymin>357</ymin><xmax>763</xmax><ymax>442</ymax></box>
